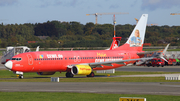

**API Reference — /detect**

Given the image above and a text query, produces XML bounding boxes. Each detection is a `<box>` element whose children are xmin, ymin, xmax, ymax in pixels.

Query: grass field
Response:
<box><xmin>0</xmin><ymin>92</ymin><xmax>180</xmax><ymax>101</ymax></box>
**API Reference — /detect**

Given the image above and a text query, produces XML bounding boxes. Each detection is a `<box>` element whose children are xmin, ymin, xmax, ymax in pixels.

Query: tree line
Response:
<box><xmin>0</xmin><ymin>21</ymin><xmax>179</xmax><ymax>48</ymax></box>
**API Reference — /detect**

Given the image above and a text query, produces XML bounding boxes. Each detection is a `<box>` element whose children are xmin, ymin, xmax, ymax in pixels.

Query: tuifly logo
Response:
<box><xmin>40</xmin><ymin>55</ymin><xmax>44</xmax><ymax>58</ymax></box>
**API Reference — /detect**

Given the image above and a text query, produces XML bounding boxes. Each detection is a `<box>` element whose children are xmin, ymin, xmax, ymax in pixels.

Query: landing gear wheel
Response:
<box><xmin>19</xmin><ymin>75</ymin><xmax>23</xmax><ymax>79</ymax></box>
<box><xmin>87</xmin><ymin>72</ymin><xmax>95</xmax><ymax>77</ymax></box>
<box><xmin>66</xmin><ymin>72</ymin><xmax>74</xmax><ymax>78</ymax></box>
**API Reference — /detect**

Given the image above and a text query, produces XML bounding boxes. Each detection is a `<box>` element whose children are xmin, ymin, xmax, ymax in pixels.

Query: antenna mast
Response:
<box><xmin>113</xmin><ymin>14</ymin><xmax>116</xmax><ymax>37</ymax></box>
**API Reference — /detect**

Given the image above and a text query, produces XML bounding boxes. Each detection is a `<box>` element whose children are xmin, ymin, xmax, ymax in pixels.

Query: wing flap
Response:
<box><xmin>88</xmin><ymin>57</ymin><xmax>153</xmax><ymax>68</ymax></box>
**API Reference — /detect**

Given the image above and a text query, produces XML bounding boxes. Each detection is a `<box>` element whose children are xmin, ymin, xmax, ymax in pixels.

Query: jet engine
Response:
<box><xmin>71</xmin><ymin>65</ymin><xmax>92</xmax><ymax>75</ymax></box>
<box><xmin>37</xmin><ymin>72</ymin><xmax>55</xmax><ymax>75</ymax></box>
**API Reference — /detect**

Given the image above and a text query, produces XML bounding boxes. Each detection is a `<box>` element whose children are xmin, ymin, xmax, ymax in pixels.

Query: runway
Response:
<box><xmin>0</xmin><ymin>82</ymin><xmax>180</xmax><ymax>95</ymax></box>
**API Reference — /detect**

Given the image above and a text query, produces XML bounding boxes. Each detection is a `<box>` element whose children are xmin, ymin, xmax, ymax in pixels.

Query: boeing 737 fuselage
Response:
<box><xmin>5</xmin><ymin>14</ymin><xmax>149</xmax><ymax>79</ymax></box>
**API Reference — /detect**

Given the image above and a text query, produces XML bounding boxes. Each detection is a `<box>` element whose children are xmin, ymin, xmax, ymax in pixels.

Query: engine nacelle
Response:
<box><xmin>71</xmin><ymin>65</ymin><xmax>92</xmax><ymax>75</ymax></box>
<box><xmin>37</xmin><ymin>72</ymin><xmax>55</xmax><ymax>75</ymax></box>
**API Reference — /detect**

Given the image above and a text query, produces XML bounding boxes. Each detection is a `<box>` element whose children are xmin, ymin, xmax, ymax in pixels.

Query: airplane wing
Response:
<box><xmin>88</xmin><ymin>57</ymin><xmax>154</xmax><ymax>68</ymax></box>
<box><xmin>68</xmin><ymin>44</ymin><xmax>170</xmax><ymax>68</ymax></box>
<box><xmin>137</xmin><ymin>44</ymin><xmax>170</xmax><ymax>62</ymax></box>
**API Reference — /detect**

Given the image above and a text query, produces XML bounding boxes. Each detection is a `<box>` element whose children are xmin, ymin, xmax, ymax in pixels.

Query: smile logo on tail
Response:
<box><xmin>129</xmin><ymin>29</ymin><xmax>142</xmax><ymax>47</ymax></box>
<box><xmin>40</xmin><ymin>55</ymin><xmax>44</xmax><ymax>58</ymax></box>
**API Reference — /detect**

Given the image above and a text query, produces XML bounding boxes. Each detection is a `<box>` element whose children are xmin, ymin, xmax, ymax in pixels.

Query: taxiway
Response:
<box><xmin>0</xmin><ymin>82</ymin><xmax>180</xmax><ymax>95</ymax></box>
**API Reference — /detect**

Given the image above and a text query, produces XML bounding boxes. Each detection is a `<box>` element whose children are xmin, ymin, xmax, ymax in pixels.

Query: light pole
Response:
<box><xmin>58</xmin><ymin>42</ymin><xmax>60</xmax><ymax>51</ymax></box>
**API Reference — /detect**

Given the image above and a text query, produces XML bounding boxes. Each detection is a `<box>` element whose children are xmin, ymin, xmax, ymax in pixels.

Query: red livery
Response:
<box><xmin>5</xmin><ymin>14</ymin><xmax>155</xmax><ymax>79</ymax></box>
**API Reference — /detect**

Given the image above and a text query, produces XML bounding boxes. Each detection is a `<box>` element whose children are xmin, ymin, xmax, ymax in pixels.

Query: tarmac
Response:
<box><xmin>1</xmin><ymin>61</ymin><xmax>180</xmax><ymax>95</ymax></box>
<box><xmin>0</xmin><ymin>82</ymin><xmax>180</xmax><ymax>95</ymax></box>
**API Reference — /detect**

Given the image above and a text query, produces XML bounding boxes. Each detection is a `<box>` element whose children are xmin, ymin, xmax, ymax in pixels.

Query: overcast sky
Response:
<box><xmin>0</xmin><ymin>0</ymin><xmax>180</xmax><ymax>26</ymax></box>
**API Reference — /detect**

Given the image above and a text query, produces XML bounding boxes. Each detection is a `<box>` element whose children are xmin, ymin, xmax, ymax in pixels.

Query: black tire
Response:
<box><xmin>87</xmin><ymin>72</ymin><xmax>95</xmax><ymax>77</ymax></box>
<box><xmin>66</xmin><ymin>72</ymin><xmax>74</xmax><ymax>78</ymax></box>
<box><xmin>161</xmin><ymin>65</ymin><xmax>164</xmax><ymax>67</ymax></box>
<box><xmin>19</xmin><ymin>75</ymin><xmax>23</xmax><ymax>79</ymax></box>
<box><xmin>147</xmin><ymin>63</ymin><xmax>151</xmax><ymax>67</ymax></box>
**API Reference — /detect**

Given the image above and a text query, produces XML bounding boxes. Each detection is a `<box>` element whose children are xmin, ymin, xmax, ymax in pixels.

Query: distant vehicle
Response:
<box><xmin>1</xmin><ymin>46</ymin><xmax>30</xmax><ymax>64</ymax></box>
<box><xmin>146</xmin><ymin>58</ymin><xmax>165</xmax><ymax>67</ymax></box>
<box><xmin>175</xmin><ymin>59</ymin><xmax>180</xmax><ymax>65</ymax></box>
<box><xmin>164</xmin><ymin>58</ymin><xmax>177</xmax><ymax>66</ymax></box>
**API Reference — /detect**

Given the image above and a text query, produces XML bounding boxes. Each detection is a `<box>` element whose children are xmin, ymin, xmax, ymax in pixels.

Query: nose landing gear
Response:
<box><xmin>14</xmin><ymin>71</ymin><xmax>24</xmax><ymax>79</ymax></box>
<box><xmin>18</xmin><ymin>74</ymin><xmax>24</xmax><ymax>79</ymax></box>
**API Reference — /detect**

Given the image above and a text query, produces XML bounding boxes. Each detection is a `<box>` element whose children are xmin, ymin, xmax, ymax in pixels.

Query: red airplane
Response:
<box><xmin>4</xmin><ymin>14</ymin><xmax>167</xmax><ymax>79</ymax></box>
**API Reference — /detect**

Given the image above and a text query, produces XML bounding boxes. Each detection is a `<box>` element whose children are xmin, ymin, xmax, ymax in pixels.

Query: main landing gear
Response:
<box><xmin>65</xmin><ymin>72</ymin><xmax>95</xmax><ymax>78</ymax></box>
<box><xmin>87</xmin><ymin>72</ymin><xmax>95</xmax><ymax>77</ymax></box>
<box><xmin>66</xmin><ymin>72</ymin><xmax>74</xmax><ymax>78</ymax></box>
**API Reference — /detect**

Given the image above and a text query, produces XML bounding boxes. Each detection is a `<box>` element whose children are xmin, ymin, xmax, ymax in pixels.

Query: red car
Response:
<box><xmin>165</xmin><ymin>58</ymin><xmax>177</xmax><ymax>66</ymax></box>
<box><xmin>146</xmin><ymin>58</ymin><xmax>165</xmax><ymax>67</ymax></box>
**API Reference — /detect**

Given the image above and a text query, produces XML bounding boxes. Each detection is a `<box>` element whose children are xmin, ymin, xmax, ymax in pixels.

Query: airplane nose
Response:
<box><xmin>5</xmin><ymin>61</ymin><xmax>13</xmax><ymax>70</ymax></box>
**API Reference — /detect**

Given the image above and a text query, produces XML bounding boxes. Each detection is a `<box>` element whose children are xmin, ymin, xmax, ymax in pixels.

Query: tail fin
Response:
<box><xmin>115</xmin><ymin>14</ymin><xmax>148</xmax><ymax>51</ymax></box>
<box><xmin>109</xmin><ymin>37</ymin><xmax>122</xmax><ymax>50</ymax></box>
<box><xmin>36</xmin><ymin>46</ymin><xmax>40</xmax><ymax>51</ymax></box>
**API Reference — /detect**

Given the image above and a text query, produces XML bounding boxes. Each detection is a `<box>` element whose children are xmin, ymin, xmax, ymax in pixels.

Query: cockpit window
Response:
<box><xmin>11</xmin><ymin>58</ymin><xmax>22</xmax><ymax>61</ymax></box>
<box><xmin>12</xmin><ymin>58</ymin><xmax>16</xmax><ymax>60</ymax></box>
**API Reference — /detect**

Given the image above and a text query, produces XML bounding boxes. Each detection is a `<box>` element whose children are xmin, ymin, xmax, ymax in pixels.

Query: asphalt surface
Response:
<box><xmin>115</xmin><ymin>66</ymin><xmax>180</xmax><ymax>72</ymax></box>
<box><xmin>0</xmin><ymin>82</ymin><xmax>180</xmax><ymax>95</ymax></box>
<box><xmin>1</xmin><ymin>64</ymin><xmax>180</xmax><ymax>95</ymax></box>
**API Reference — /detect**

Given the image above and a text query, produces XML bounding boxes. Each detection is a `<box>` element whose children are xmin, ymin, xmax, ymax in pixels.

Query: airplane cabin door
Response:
<box><xmin>27</xmin><ymin>54</ymin><xmax>33</xmax><ymax>65</ymax></box>
<box><xmin>128</xmin><ymin>53</ymin><xmax>131</xmax><ymax>59</ymax></box>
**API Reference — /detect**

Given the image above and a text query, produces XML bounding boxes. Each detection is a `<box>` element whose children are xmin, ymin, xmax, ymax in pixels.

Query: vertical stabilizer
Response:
<box><xmin>126</xmin><ymin>14</ymin><xmax>148</xmax><ymax>47</ymax></box>
<box><xmin>114</xmin><ymin>14</ymin><xmax>148</xmax><ymax>51</ymax></box>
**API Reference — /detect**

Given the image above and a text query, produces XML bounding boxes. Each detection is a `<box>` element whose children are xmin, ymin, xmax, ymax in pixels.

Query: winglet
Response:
<box><xmin>160</xmin><ymin>43</ymin><xmax>170</xmax><ymax>57</ymax></box>
<box><xmin>160</xmin><ymin>44</ymin><xmax>170</xmax><ymax>62</ymax></box>
<box><xmin>36</xmin><ymin>46</ymin><xmax>40</xmax><ymax>51</ymax></box>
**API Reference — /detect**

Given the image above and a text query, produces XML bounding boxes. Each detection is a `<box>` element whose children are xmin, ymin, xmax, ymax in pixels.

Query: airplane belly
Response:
<box><xmin>32</xmin><ymin>59</ymin><xmax>66</xmax><ymax>72</ymax></box>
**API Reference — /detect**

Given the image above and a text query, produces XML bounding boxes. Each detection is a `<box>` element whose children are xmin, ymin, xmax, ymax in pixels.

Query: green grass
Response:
<box><xmin>0</xmin><ymin>92</ymin><xmax>179</xmax><ymax>101</ymax></box>
<box><xmin>1</xmin><ymin>70</ymin><xmax>180</xmax><ymax>82</ymax></box>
